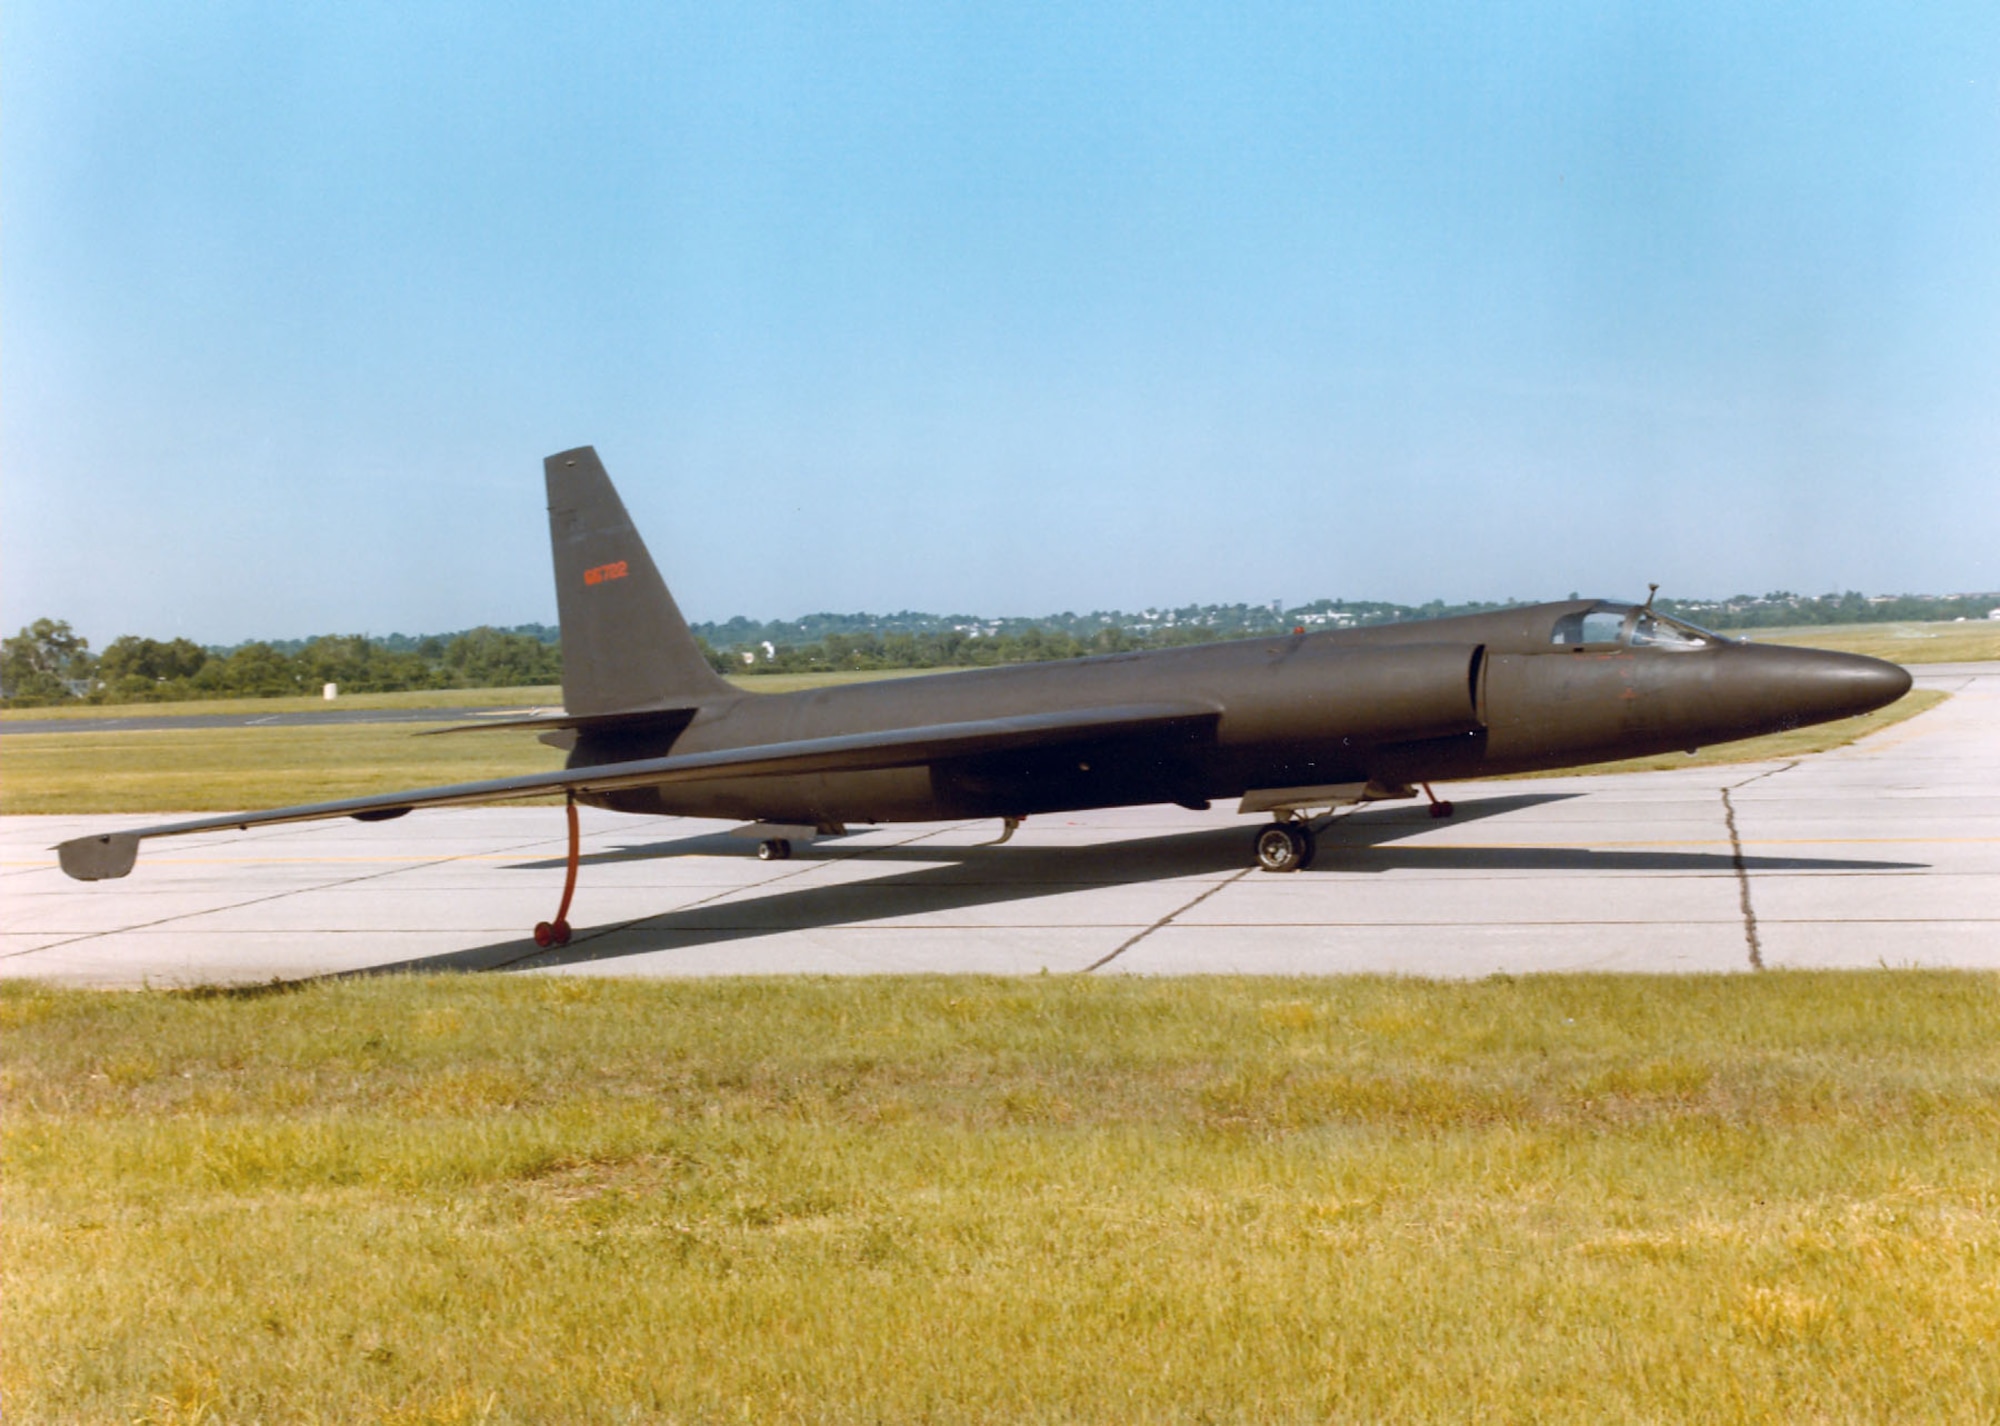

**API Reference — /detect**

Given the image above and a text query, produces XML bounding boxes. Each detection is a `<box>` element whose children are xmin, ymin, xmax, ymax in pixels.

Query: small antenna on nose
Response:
<box><xmin>1645</xmin><ymin>582</ymin><xmax>1659</xmax><ymax>609</ymax></box>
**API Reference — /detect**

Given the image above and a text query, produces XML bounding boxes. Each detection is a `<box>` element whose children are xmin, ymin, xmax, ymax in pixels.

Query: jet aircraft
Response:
<box><xmin>58</xmin><ymin>447</ymin><xmax>1913</xmax><ymax>946</ymax></box>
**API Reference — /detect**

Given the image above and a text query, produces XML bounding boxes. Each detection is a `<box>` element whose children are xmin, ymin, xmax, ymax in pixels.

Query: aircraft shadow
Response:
<box><xmin>348</xmin><ymin>793</ymin><xmax>1924</xmax><ymax>978</ymax></box>
<box><xmin>514</xmin><ymin>793</ymin><xmax>1571</xmax><ymax>872</ymax></box>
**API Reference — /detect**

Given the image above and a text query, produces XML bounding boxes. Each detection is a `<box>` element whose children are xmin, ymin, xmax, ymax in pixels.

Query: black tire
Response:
<box><xmin>1255</xmin><ymin>823</ymin><xmax>1304</xmax><ymax>873</ymax></box>
<box><xmin>1294</xmin><ymin>825</ymin><xmax>1317</xmax><ymax>870</ymax></box>
<box><xmin>757</xmin><ymin>838</ymin><xmax>792</xmax><ymax>862</ymax></box>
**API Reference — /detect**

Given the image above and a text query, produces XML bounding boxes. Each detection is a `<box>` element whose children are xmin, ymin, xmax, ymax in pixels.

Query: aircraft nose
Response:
<box><xmin>1787</xmin><ymin>649</ymin><xmax>1912</xmax><ymax>720</ymax></box>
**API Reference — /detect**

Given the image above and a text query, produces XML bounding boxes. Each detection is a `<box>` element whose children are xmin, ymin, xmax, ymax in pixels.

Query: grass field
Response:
<box><xmin>0</xmin><ymin>721</ymin><xmax>571</xmax><ymax>814</ymax></box>
<box><xmin>0</xmin><ymin>684</ymin><xmax>568</xmax><ymax>722</ymax></box>
<box><xmin>6</xmin><ymin>973</ymin><xmax>1999</xmax><ymax>1422</ymax></box>
<box><xmin>1736</xmin><ymin>619</ymin><xmax>2000</xmax><ymax>663</ymax></box>
<box><xmin>0</xmin><ymin>670</ymin><xmax>928</xmax><ymax>722</ymax></box>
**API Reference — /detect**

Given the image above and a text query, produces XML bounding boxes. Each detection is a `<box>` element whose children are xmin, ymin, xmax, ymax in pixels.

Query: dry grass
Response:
<box><xmin>6</xmin><ymin>973</ymin><xmax>1999</xmax><ymax>1422</ymax></box>
<box><xmin>1742</xmin><ymin>620</ymin><xmax>2000</xmax><ymax>663</ymax></box>
<box><xmin>0</xmin><ymin>723</ymin><xmax>569</xmax><ymax>814</ymax></box>
<box><xmin>0</xmin><ymin>685</ymin><xmax>569</xmax><ymax>722</ymax></box>
<box><xmin>0</xmin><ymin>677</ymin><xmax>921</xmax><ymax>815</ymax></box>
<box><xmin>0</xmin><ymin>670</ymin><xmax>932</xmax><ymax>723</ymax></box>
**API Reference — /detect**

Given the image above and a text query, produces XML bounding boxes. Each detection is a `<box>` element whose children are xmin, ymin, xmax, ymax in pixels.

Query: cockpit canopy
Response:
<box><xmin>1550</xmin><ymin>602</ymin><xmax>1723</xmax><ymax>651</ymax></box>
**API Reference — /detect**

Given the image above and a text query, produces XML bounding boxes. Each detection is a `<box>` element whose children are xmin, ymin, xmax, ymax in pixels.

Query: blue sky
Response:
<box><xmin>5</xmin><ymin>2</ymin><xmax>1996</xmax><ymax>645</ymax></box>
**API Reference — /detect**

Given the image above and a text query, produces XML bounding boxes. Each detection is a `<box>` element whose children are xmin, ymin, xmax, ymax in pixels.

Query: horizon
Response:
<box><xmin>38</xmin><ymin>586</ymin><xmax>2000</xmax><ymax>658</ymax></box>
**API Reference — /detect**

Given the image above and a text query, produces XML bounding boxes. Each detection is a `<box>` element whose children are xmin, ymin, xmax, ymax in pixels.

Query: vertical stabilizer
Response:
<box><xmin>545</xmin><ymin>446</ymin><xmax>736</xmax><ymax>714</ymax></box>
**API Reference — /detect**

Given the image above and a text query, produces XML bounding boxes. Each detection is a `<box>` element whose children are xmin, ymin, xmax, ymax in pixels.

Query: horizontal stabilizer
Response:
<box><xmin>417</xmin><ymin>706</ymin><xmax>701</xmax><ymax>737</ymax></box>
<box><xmin>55</xmin><ymin>701</ymin><xmax>1219</xmax><ymax>881</ymax></box>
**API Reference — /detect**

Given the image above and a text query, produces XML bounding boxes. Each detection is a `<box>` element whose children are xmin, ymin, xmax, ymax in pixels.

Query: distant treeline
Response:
<box><xmin>5</xmin><ymin>589</ymin><xmax>1995</xmax><ymax>706</ymax></box>
<box><xmin>1657</xmin><ymin>590</ymin><xmax>2000</xmax><ymax>629</ymax></box>
<box><xmin>0</xmin><ymin>622</ymin><xmax>562</xmax><ymax>707</ymax></box>
<box><xmin>693</xmin><ymin>588</ymin><xmax>2000</xmax><ymax>653</ymax></box>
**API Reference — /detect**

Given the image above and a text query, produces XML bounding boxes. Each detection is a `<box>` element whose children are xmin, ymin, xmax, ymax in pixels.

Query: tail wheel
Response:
<box><xmin>1255</xmin><ymin>823</ymin><xmax>1312</xmax><ymax>873</ymax></box>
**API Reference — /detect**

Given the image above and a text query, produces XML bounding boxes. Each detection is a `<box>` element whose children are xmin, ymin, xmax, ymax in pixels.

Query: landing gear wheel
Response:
<box><xmin>756</xmin><ymin>838</ymin><xmax>793</xmax><ymax>862</ymax></box>
<box><xmin>1428</xmin><ymin>800</ymin><xmax>1455</xmax><ymax>819</ymax></box>
<box><xmin>1255</xmin><ymin>823</ymin><xmax>1312</xmax><ymax>873</ymax></box>
<box><xmin>533</xmin><ymin>919</ymin><xmax>572</xmax><ymax>948</ymax></box>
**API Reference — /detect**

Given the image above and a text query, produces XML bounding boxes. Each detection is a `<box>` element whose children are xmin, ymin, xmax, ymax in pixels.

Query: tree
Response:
<box><xmin>294</xmin><ymin>635</ymin><xmax>437</xmax><ymax>693</ymax></box>
<box><xmin>696</xmin><ymin>637</ymin><xmax>733</xmax><ymax>675</ymax></box>
<box><xmin>1</xmin><ymin>619</ymin><xmax>94</xmax><ymax>705</ymax></box>
<box><xmin>98</xmin><ymin>635</ymin><xmax>210</xmax><ymax>695</ymax></box>
<box><xmin>440</xmin><ymin>628</ymin><xmax>563</xmax><ymax>687</ymax></box>
<box><xmin>195</xmin><ymin>643</ymin><xmax>304</xmax><ymax>697</ymax></box>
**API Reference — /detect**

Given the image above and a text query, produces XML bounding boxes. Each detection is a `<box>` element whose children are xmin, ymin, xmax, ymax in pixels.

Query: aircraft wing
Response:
<box><xmin>55</xmin><ymin>701</ymin><xmax>1220</xmax><ymax>880</ymax></box>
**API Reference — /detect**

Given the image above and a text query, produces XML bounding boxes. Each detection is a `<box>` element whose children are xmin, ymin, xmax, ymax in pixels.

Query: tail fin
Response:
<box><xmin>545</xmin><ymin>446</ymin><xmax>736</xmax><ymax>714</ymax></box>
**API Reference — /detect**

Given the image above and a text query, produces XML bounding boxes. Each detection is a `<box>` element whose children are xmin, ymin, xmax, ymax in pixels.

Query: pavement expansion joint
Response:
<box><xmin>1082</xmin><ymin>869</ymin><xmax>1254</xmax><ymax>973</ymax></box>
<box><xmin>1726</xmin><ymin>759</ymin><xmax>1802</xmax><ymax>791</ymax></box>
<box><xmin>1719</xmin><ymin>788</ymin><xmax>1764</xmax><ymax>970</ymax></box>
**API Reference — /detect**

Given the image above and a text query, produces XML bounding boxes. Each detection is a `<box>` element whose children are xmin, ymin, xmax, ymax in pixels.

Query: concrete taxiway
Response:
<box><xmin>4</xmin><ymin>664</ymin><xmax>1994</xmax><ymax>987</ymax></box>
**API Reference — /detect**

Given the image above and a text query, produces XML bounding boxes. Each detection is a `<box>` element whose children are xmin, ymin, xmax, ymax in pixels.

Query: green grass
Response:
<box><xmin>6</xmin><ymin>973</ymin><xmax>1999</xmax><ymax>1423</ymax></box>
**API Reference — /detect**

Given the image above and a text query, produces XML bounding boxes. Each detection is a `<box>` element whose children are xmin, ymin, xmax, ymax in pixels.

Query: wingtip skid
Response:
<box><xmin>56</xmin><ymin>832</ymin><xmax>140</xmax><ymax>881</ymax></box>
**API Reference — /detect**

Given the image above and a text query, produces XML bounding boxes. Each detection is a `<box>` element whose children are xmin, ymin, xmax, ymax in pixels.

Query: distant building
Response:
<box><xmin>1989</xmin><ymin>608</ymin><xmax>2000</xmax><ymax>620</ymax></box>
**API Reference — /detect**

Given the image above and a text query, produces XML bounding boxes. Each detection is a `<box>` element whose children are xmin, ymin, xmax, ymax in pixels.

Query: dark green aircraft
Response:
<box><xmin>58</xmin><ymin>446</ymin><xmax>1911</xmax><ymax>946</ymax></box>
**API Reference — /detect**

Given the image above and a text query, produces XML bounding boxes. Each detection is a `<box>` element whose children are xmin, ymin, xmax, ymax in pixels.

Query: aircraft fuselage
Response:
<box><xmin>573</xmin><ymin>600</ymin><xmax>1908</xmax><ymax>826</ymax></box>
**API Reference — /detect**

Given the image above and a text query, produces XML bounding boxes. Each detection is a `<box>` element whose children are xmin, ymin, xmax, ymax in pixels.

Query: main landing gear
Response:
<box><xmin>756</xmin><ymin>838</ymin><xmax>793</xmax><ymax>861</ymax></box>
<box><xmin>1255</xmin><ymin>821</ymin><xmax>1316</xmax><ymax>873</ymax></box>
<box><xmin>534</xmin><ymin>796</ymin><xmax>581</xmax><ymax>948</ymax></box>
<box><xmin>1251</xmin><ymin>782</ymin><xmax>1457</xmax><ymax>872</ymax></box>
